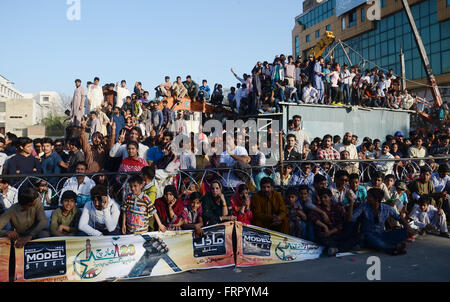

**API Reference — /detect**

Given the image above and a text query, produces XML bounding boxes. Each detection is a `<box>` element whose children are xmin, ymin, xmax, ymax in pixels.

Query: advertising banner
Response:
<box><xmin>0</xmin><ymin>238</ymin><xmax>10</xmax><ymax>282</ymax></box>
<box><xmin>336</xmin><ymin>0</ymin><xmax>367</xmax><ymax>16</ymax></box>
<box><xmin>235</xmin><ymin>222</ymin><xmax>324</xmax><ymax>267</ymax></box>
<box><xmin>13</xmin><ymin>222</ymin><xmax>234</xmax><ymax>282</ymax></box>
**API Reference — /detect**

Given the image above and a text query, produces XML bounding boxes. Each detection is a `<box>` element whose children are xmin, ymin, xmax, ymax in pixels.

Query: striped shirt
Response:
<box><xmin>122</xmin><ymin>192</ymin><xmax>156</xmax><ymax>234</ymax></box>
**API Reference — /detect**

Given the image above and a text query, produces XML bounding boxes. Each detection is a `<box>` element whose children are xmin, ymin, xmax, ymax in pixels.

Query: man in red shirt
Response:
<box><xmin>317</xmin><ymin>134</ymin><xmax>340</xmax><ymax>160</ymax></box>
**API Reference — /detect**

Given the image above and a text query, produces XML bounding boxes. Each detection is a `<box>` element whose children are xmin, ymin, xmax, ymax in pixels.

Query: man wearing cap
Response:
<box><xmin>71</xmin><ymin>79</ymin><xmax>85</xmax><ymax>127</ymax></box>
<box><xmin>389</xmin><ymin>182</ymin><xmax>409</xmax><ymax>215</ymax></box>
<box><xmin>394</xmin><ymin>131</ymin><xmax>404</xmax><ymax>140</ymax></box>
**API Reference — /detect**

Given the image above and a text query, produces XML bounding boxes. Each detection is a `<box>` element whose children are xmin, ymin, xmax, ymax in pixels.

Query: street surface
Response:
<box><xmin>125</xmin><ymin>234</ymin><xmax>450</xmax><ymax>282</ymax></box>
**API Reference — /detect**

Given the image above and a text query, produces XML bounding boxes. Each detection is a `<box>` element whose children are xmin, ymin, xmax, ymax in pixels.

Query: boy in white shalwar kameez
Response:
<box><xmin>409</xmin><ymin>197</ymin><xmax>449</xmax><ymax>238</ymax></box>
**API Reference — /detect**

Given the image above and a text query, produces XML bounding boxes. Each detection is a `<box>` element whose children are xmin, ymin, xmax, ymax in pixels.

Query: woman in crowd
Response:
<box><xmin>230</xmin><ymin>183</ymin><xmax>253</xmax><ymax>225</ymax></box>
<box><xmin>155</xmin><ymin>142</ymin><xmax>178</xmax><ymax>172</ymax></box>
<box><xmin>201</xmin><ymin>180</ymin><xmax>236</xmax><ymax>226</ymax></box>
<box><xmin>154</xmin><ymin>185</ymin><xmax>184</xmax><ymax>231</ymax></box>
<box><xmin>118</xmin><ymin>141</ymin><xmax>148</xmax><ymax>173</ymax></box>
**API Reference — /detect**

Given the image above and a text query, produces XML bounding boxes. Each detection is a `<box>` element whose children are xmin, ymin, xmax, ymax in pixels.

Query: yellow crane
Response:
<box><xmin>307</xmin><ymin>31</ymin><xmax>335</xmax><ymax>58</ymax></box>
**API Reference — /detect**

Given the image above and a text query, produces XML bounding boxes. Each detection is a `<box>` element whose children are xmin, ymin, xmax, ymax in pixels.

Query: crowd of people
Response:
<box><xmin>0</xmin><ymin>64</ymin><xmax>448</xmax><ymax>258</ymax></box>
<box><xmin>69</xmin><ymin>55</ymin><xmax>425</xmax><ymax>123</ymax></box>
<box><xmin>0</xmin><ymin>110</ymin><xmax>447</xmax><ymax>257</ymax></box>
<box><xmin>227</xmin><ymin>54</ymin><xmax>422</xmax><ymax>115</ymax></box>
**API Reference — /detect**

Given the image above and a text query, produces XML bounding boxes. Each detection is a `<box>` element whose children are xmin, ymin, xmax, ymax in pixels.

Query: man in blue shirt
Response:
<box><xmin>41</xmin><ymin>138</ymin><xmax>67</xmax><ymax>187</ymax></box>
<box><xmin>289</xmin><ymin>162</ymin><xmax>315</xmax><ymax>186</ymax></box>
<box><xmin>351</xmin><ymin>188</ymin><xmax>414</xmax><ymax>255</ymax></box>
<box><xmin>146</xmin><ymin>131</ymin><xmax>173</xmax><ymax>165</ymax></box>
<box><xmin>198</xmin><ymin>80</ymin><xmax>210</xmax><ymax>102</ymax></box>
<box><xmin>111</xmin><ymin>106</ymin><xmax>125</xmax><ymax>143</ymax></box>
<box><xmin>313</xmin><ymin>56</ymin><xmax>325</xmax><ymax>104</ymax></box>
<box><xmin>150</xmin><ymin>101</ymin><xmax>164</xmax><ymax>134</ymax></box>
<box><xmin>349</xmin><ymin>173</ymin><xmax>368</xmax><ymax>206</ymax></box>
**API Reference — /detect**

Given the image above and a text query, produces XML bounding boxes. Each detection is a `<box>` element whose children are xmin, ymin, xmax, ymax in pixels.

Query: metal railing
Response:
<box><xmin>1</xmin><ymin>156</ymin><xmax>447</xmax><ymax>210</ymax></box>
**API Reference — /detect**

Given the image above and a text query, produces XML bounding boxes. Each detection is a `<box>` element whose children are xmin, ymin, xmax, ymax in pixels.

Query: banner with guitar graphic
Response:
<box><xmin>234</xmin><ymin>222</ymin><xmax>324</xmax><ymax>267</ymax></box>
<box><xmin>13</xmin><ymin>222</ymin><xmax>234</xmax><ymax>282</ymax></box>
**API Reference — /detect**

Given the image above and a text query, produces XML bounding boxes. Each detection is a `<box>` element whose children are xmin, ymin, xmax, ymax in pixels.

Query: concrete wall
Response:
<box><xmin>282</xmin><ymin>103</ymin><xmax>412</xmax><ymax>141</ymax></box>
<box><xmin>5</xmin><ymin>98</ymin><xmax>36</xmax><ymax>137</ymax></box>
<box><xmin>27</xmin><ymin>125</ymin><xmax>46</xmax><ymax>139</ymax></box>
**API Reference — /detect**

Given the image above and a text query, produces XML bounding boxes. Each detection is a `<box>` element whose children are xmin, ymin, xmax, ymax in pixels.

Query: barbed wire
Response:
<box><xmin>2</xmin><ymin>156</ymin><xmax>446</xmax><ymax>210</ymax></box>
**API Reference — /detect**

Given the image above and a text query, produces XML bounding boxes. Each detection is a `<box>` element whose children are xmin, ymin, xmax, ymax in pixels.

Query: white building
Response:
<box><xmin>0</xmin><ymin>75</ymin><xmax>24</xmax><ymax>100</ymax></box>
<box><xmin>23</xmin><ymin>91</ymin><xmax>64</xmax><ymax>117</ymax></box>
<box><xmin>0</xmin><ymin>75</ymin><xmax>63</xmax><ymax>137</ymax></box>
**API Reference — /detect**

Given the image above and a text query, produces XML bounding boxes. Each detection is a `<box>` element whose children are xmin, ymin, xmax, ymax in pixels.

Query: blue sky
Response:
<box><xmin>0</xmin><ymin>0</ymin><xmax>303</xmax><ymax>97</ymax></box>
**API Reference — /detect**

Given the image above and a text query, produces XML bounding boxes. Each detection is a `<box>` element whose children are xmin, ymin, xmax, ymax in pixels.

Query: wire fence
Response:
<box><xmin>0</xmin><ymin>156</ymin><xmax>447</xmax><ymax>211</ymax></box>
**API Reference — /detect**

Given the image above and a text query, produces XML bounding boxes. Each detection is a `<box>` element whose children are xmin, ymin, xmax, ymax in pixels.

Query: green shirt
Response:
<box><xmin>49</xmin><ymin>207</ymin><xmax>81</xmax><ymax>236</ymax></box>
<box><xmin>143</xmin><ymin>183</ymin><xmax>157</xmax><ymax>231</ymax></box>
<box><xmin>0</xmin><ymin>202</ymin><xmax>48</xmax><ymax>238</ymax></box>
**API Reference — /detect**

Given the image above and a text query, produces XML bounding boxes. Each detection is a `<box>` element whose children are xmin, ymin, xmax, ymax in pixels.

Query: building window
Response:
<box><xmin>349</xmin><ymin>9</ymin><xmax>357</xmax><ymax>27</ymax></box>
<box><xmin>361</xmin><ymin>7</ymin><xmax>365</xmax><ymax>22</ymax></box>
<box><xmin>447</xmin><ymin>0</ymin><xmax>450</xmax><ymax>6</ymax></box>
<box><xmin>306</xmin><ymin>34</ymin><xmax>310</xmax><ymax>42</ymax></box>
<box><xmin>295</xmin><ymin>36</ymin><xmax>300</xmax><ymax>58</ymax></box>
<box><xmin>342</xmin><ymin>17</ymin><xmax>346</xmax><ymax>30</ymax></box>
<box><xmin>315</xmin><ymin>29</ymin><xmax>320</xmax><ymax>38</ymax></box>
<box><xmin>42</xmin><ymin>96</ymin><xmax>49</xmax><ymax>103</ymax></box>
<box><xmin>297</xmin><ymin>0</ymin><xmax>337</xmax><ymax>29</ymax></box>
<box><xmin>326</xmin><ymin>24</ymin><xmax>331</xmax><ymax>31</ymax></box>
<box><xmin>381</xmin><ymin>0</ymin><xmax>386</xmax><ymax>8</ymax></box>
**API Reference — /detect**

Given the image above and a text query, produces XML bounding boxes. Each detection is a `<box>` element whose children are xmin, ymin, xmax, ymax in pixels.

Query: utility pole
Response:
<box><xmin>401</xmin><ymin>0</ymin><xmax>443</xmax><ymax>107</ymax></box>
<box><xmin>400</xmin><ymin>48</ymin><xmax>406</xmax><ymax>91</ymax></box>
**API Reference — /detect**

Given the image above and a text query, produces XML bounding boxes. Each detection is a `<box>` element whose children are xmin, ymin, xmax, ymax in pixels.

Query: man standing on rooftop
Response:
<box><xmin>87</xmin><ymin>77</ymin><xmax>104</xmax><ymax>111</ymax></box>
<box><xmin>71</xmin><ymin>79</ymin><xmax>85</xmax><ymax>127</ymax></box>
<box><xmin>313</xmin><ymin>56</ymin><xmax>325</xmax><ymax>104</ymax></box>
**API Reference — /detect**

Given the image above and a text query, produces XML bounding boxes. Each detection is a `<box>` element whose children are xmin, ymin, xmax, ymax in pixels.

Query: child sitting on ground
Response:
<box><xmin>181</xmin><ymin>192</ymin><xmax>204</xmax><ymax>237</ymax></box>
<box><xmin>409</xmin><ymin>197</ymin><xmax>449</xmax><ymax>238</ymax></box>
<box><xmin>309</xmin><ymin>188</ymin><xmax>359</xmax><ymax>256</ymax></box>
<box><xmin>388</xmin><ymin>182</ymin><xmax>409</xmax><ymax>218</ymax></box>
<box><xmin>49</xmin><ymin>190</ymin><xmax>81</xmax><ymax>237</ymax></box>
<box><xmin>285</xmin><ymin>187</ymin><xmax>307</xmax><ymax>238</ymax></box>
